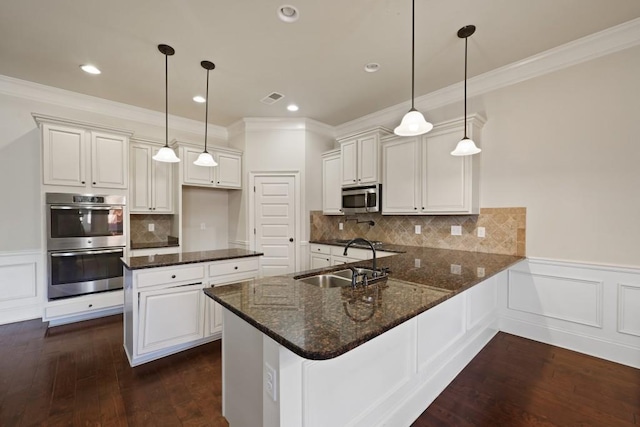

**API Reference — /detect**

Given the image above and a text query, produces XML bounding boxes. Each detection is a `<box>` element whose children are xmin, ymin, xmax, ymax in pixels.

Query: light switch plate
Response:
<box><xmin>450</xmin><ymin>264</ymin><xmax>462</xmax><ymax>275</ymax></box>
<box><xmin>415</xmin><ymin>225</ymin><xmax>421</xmax><ymax>234</ymax></box>
<box><xmin>148</xmin><ymin>223</ymin><xmax>155</xmax><ymax>232</ymax></box>
<box><xmin>477</xmin><ymin>227</ymin><xmax>486</xmax><ymax>238</ymax></box>
<box><xmin>451</xmin><ymin>225</ymin><xmax>462</xmax><ymax>236</ymax></box>
<box><xmin>265</xmin><ymin>363</ymin><xmax>277</xmax><ymax>402</ymax></box>
<box><xmin>339</xmin><ymin>222</ymin><xmax>344</xmax><ymax>230</ymax></box>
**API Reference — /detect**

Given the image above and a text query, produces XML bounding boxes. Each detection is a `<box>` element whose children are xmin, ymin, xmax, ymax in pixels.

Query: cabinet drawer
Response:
<box><xmin>45</xmin><ymin>290</ymin><xmax>123</xmax><ymax>319</ymax></box>
<box><xmin>208</xmin><ymin>258</ymin><xmax>259</xmax><ymax>277</ymax></box>
<box><xmin>137</xmin><ymin>265</ymin><xmax>205</xmax><ymax>288</ymax></box>
<box><xmin>331</xmin><ymin>246</ymin><xmax>373</xmax><ymax>260</ymax></box>
<box><xmin>310</xmin><ymin>244</ymin><xmax>332</xmax><ymax>255</ymax></box>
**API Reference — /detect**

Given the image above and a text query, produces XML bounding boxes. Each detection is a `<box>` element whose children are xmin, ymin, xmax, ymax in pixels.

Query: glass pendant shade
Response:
<box><xmin>451</xmin><ymin>137</ymin><xmax>481</xmax><ymax>156</ymax></box>
<box><xmin>153</xmin><ymin>146</ymin><xmax>180</xmax><ymax>162</ymax></box>
<box><xmin>194</xmin><ymin>151</ymin><xmax>218</xmax><ymax>167</ymax></box>
<box><xmin>394</xmin><ymin>109</ymin><xmax>433</xmax><ymax>136</ymax></box>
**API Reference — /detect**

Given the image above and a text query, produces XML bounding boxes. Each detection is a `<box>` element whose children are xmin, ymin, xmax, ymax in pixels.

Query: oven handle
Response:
<box><xmin>49</xmin><ymin>206</ymin><xmax>122</xmax><ymax>210</ymax></box>
<box><xmin>50</xmin><ymin>248</ymin><xmax>124</xmax><ymax>257</ymax></box>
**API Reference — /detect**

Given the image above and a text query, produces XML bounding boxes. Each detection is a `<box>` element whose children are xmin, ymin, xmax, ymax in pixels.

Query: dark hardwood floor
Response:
<box><xmin>0</xmin><ymin>315</ymin><xmax>637</xmax><ymax>426</ymax></box>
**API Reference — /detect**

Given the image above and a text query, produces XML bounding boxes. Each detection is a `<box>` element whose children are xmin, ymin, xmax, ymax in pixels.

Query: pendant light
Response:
<box><xmin>153</xmin><ymin>44</ymin><xmax>181</xmax><ymax>163</ymax></box>
<box><xmin>451</xmin><ymin>25</ymin><xmax>481</xmax><ymax>156</ymax></box>
<box><xmin>194</xmin><ymin>61</ymin><xmax>218</xmax><ymax>167</ymax></box>
<box><xmin>394</xmin><ymin>0</ymin><xmax>433</xmax><ymax>137</ymax></box>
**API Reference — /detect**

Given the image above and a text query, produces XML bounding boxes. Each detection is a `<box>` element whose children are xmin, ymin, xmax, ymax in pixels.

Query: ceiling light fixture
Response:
<box><xmin>278</xmin><ymin>5</ymin><xmax>299</xmax><ymax>23</ymax></box>
<box><xmin>364</xmin><ymin>63</ymin><xmax>380</xmax><ymax>73</ymax></box>
<box><xmin>193</xmin><ymin>95</ymin><xmax>206</xmax><ymax>103</ymax></box>
<box><xmin>153</xmin><ymin>44</ymin><xmax>180</xmax><ymax>163</ymax></box>
<box><xmin>80</xmin><ymin>64</ymin><xmax>101</xmax><ymax>75</ymax></box>
<box><xmin>451</xmin><ymin>25</ymin><xmax>481</xmax><ymax>156</ymax></box>
<box><xmin>194</xmin><ymin>61</ymin><xmax>218</xmax><ymax>167</ymax></box>
<box><xmin>287</xmin><ymin>104</ymin><xmax>299</xmax><ymax>112</ymax></box>
<box><xmin>394</xmin><ymin>0</ymin><xmax>433</xmax><ymax>137</ymax></box>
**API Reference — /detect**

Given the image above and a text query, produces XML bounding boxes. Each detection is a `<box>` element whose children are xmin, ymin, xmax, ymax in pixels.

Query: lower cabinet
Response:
<box><xmin>309</xmin><ymin>243</ymin><xmax>395</xmax><ymax>268</ymax></box>
<box><xmin>124</xmin><ymin>256</ymin><xmax>260</xmax><ymax>366</ymax></box>
<box><xmin>138</xmin><ymin>283</ymin><xmax>205</xmax><ymax>355</ymax></box>
<box><xmin>310</xmin><ymin>253</ymin><xmax>331</xmax><ymax>269</ymax></box>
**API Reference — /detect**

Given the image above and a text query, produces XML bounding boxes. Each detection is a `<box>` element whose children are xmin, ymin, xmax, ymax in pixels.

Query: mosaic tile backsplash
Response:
<box><xmin>310</xmin><ymin>207</ymin><xmax>526</xmax><ymax>256</ymax></box>
<box><xmin>130</xmin><ymin>214</ymin><xmax>175</xmax><ymax>245</ymax></box>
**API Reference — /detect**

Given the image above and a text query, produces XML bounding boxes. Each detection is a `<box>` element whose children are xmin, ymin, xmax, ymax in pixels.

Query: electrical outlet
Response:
<box><xmin>265</xmin><ymin>363</ymin><xmax>277</xmax><ymax>402</ymax></box>
<box><xmin>200</xmin><ymin>223</ymin><xmax>206</xmax><ymax>230</ymax></box>
<box><xmin>477</xmin><ymin>267</ymin><xmax>486</xmax><ymax>278</ymax></box>
<box><xmin>450</xmin><ymin>264</ymin><xmax>462</xmax><ymax>275</ymax></box>
<box><xmin>451</xmin><ymin>225</ymin><xmax>462</xmax><ymax>236</ymax></box>
<box><xmin>477</xmin><ymin>227</ymin><xmax>486</xmax><ymax>238</ymax></box>
<box><xmin>339</xmin><ymin>222</ymin><xmax>344</xmax><ymax>230</ymax></box>
<box><xmin>148</xmin><ymin>223</ymin><xmax>155</xmax><ymax>232</ymax></box>
<box><xmin>415</xmin><ymin>224</ymin><xmax>421</xmax><ymax>234</ymax></box>
<box><xmin>414</xmin><ymin>258</ymin><xmax>421</xmax><ymax>268</ymax></box>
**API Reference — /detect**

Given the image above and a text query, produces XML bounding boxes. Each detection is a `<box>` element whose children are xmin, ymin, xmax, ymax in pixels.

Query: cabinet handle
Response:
<box><xmin>88</xmin><ymin>304</ymin><xmax>93</xmax><ymax>308</ymax></box>
<box><xmin>171</xmin><ymin>275</ymin><xmax>176</xmax><ymax>279</ymax></box>
<box><xmin>217</xmin><ymin>181</ymin><xmax>220</xmax><ymax>184</ymax></box>
<box><xmin>93</xmin><ymin>182</ymin><xmax>96</xmax><ymax>185</ymax></box>
<box><xmin>81</xmin><ymin>181</ymin><xmax>85</xmax><ymax>184</ymax></box>
<box><xmin>149</xmin><ymin>207</ymin><xmax>152</xmax><ymax>210</ymax></box>
<box><xmin>353</xmin><ymin>179</ymin><xmax>356</xmax><ymax>182</ymax></box>
<box><xmin>414</xmin><ymin>207</ymin><xmax>417</xmax><ymax>210</ymax></box>
<box><xmin>234</xmin><ymin>266</ymin><xmax>238</xmax><ymax>270</ymax></box>
<box><xmin>422</xmin><ymin>207</ymin><xmax>425</xmax><ymax>210</ymax></box>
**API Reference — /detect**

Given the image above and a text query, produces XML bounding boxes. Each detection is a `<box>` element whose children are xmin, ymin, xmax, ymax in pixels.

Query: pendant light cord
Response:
<box><xmin>165</xmin><ymin>51</ymin><xmax>169</xmax><ymax>148</ymax></box>
<box><xmin>463</xmin><ymin>35</ymin><xmax>468</xmax><ymax>138</ymax></box>
<box><xmin>411</xmin><ymin>0</ymin><xmax>415</xmax><ymax>110</ymax></box>
<box><xmin>204</xmin><ymin>69</ymin><xmax>209</xmax><ymax>153</ymax></box>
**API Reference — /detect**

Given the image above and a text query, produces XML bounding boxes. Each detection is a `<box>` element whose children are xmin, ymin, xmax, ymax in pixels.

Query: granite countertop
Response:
<box><xmin>121</xmin><ymin>248</ymin><xmax>263</xmax><ymax>270</ymax></box>
<box><xmin>204</xmin><ymin>245</ymin><xmax>524</xmax><ymax>360</ymax></box>
<box><xmin>130</xmin><ymin>236</ymin><xmax>180</xmax><ymax>250</ymax></box>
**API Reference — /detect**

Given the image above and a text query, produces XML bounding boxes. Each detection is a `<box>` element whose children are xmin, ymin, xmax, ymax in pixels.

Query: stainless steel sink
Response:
<box><xmin>297</xmin><ymin>274</ymin><xmax>352</xmax><ymax>288</ymax></box>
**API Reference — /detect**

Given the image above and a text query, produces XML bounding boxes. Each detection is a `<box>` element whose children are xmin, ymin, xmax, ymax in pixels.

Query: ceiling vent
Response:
<box><xmin>261</xmin><ymin>92</ymin><xmax>285</xmax><ymax>105</ymax></box>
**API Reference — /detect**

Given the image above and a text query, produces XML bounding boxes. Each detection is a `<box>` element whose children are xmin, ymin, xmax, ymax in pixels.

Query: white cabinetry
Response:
<box><xmin>180</xmin><ymin>145</ymin><xmax>242</xmax><ymax>189</ymax></box>
<box><xmin>382</xmin><ymin>115</ymin><xmax>484</xmax><ymax>215</ymax></box>
<box><xmin>35</xmin><ymin>115</ymin><xmax>132</xmax><ymax>190</ymax></box>
<box><xmin>124</xmin><ymin>256</ymin><xmax>260</xmax><ymax>366</ymax></box>
<box><xmin>322</xmin><ymin>150</ymin><xmax>342</xmax><ymax>215</ymax></box>
<box><xmin>309</xmin><ymin>243</ymin><xmax>395</xmax><ymax>268</ymax></box>
<box><xmin>130</xmin><ymin>140</ymin><xmax>174</xmax><ymax>213</ymax></box>
<box><xmin>339</xmin><ymin>127</ymin><xmax>391</xmax><ymax>187</ymax></box>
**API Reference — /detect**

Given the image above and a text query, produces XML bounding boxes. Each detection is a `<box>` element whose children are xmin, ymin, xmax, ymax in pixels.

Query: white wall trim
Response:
<box><xmin>228</xmin><ymin>240</ymin><xmax>251</xmax><ymax>250</ymax></box>
<box><xmin>0</xmin><ymin>250</ymin><xmax>45</xmax><ymax>325</ymax></box>
<box><xmin>229</xmin><ymin>117</ymin><xmax>335</xmax><ymax>138</ymax></box>
<box><xmin>335</xmin><ymin>17</ymin><xmax>640</xmax><ymax>137</ymax></box>
<box><xmin>618</xmin><ymin>282</ymin><xmax>640</xmax><ymax>337</ymax></box>
<box><xmin>526</xmin><ymin>256</ymin><xmax>640</xmax><ymax>273</ymax></box>
<box><xmin>0</xmin><ymin>74</ymin><xmax>227</xmax><ymax>140</ymax></box>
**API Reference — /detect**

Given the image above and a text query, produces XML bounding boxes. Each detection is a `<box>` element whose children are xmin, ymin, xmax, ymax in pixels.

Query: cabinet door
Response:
<box><xmin>138</xmin><ymin>284</ymin><xmax>204</xmax><ymax>354</ymax></box>
<box><xmin>382</xmin><ymin>137</ymin><xmax>421</xmax><ymax>214</ymax></box>
<box><xmin>183</xmin><ymin>147</ymin><xmax>214</xmax><ymax>186</ymax></box>
<box><xmin>215</xmin><ymin>152</ymin><xmax>242</xmax><ymax>188</ymax></box>
<box><xmin>357</xmin><ymin>135</ymin><xmax>379</xmax><ymax>184</ymax></box>
<box><xmin>91</xmin><ymin>132</ymin><xmax>128</xmax><ymax>189</ymax></box>
<box><xmin>42</xmin><ymin>124</ymin><xmax>86</xmax><ymax>187</ymax></box>
<box><xmin>422</xmin><ymin>130</ymin><xmax>471</xmax><ymax>213</ymax></box>
<box><xmin>151</xmin><ymin>147</ymin><xmax>174</xmax><ymax>212</ymax></box>
<box><xmin>310</xmin><ymin>253</ymin><xmax>331</xmax><ymax>269</ymax></box>
<box><xmin>129</xmin><ymin>144</ymin><xmax>152</xmax><ymax>212</ymax></box>
<box><xmin>322</xmin><ymin>153</ymin><xmax>342</xmax><ymax>214</ymax></box>
<box><xmin>340</xmin><ymin>140</ymin><xmax>358</xmax><ymax>186</ymax></box>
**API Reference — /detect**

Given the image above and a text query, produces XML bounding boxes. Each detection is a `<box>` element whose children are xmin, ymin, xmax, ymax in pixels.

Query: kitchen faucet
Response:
<box><xmin>343</xmin><ymin>238</ymin><xmax>377</xmax><ymax>273</ymax></box>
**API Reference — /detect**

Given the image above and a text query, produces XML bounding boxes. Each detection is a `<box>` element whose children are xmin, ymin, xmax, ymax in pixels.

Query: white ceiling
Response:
<box><xmin>1</xmin><ymin>0</ymin><xmax>639</xmax><ymax>127</ymax></box>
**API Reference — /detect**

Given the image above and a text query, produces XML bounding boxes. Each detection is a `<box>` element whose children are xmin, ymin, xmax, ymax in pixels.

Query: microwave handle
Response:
<box><xmin>51</xmin><ymin>248</ymin><xmax>123</xmax><ymax>257</ymax></box>
<box><xmin>49</xmin><ymin>206</ymin><xmax>118</xmax><ymax>211</ymax></box>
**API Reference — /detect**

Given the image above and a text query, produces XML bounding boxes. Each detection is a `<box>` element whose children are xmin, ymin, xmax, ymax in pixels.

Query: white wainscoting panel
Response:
<box><xmin>618</xmin><ymin>283</ymin><xmax>640</xmax><ymax>337</ymax></box>
<box><xmin>508</xmin><ymin>270</ymin><xmax>603</xmax><ymax>327</ymax></box>
<box><xmin>467</xmin><ymin>276</ymin><xmax>498</xmax><ymax>330</ymax></box>
<box><xmin>0</xmin><ymin>251</ymin><xmax>44</xmax><ymax>325</ymax></box>
<box><xmin>417</xmin><ymin>293</ymin><xmax>465</xmax><ymax>371</ymax></box>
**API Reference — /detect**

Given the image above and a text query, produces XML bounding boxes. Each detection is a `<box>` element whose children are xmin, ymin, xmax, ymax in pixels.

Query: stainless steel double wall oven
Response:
<box><xmin>46</xmin><ymin>193</ymin><xmax>126</xmax><ymax>300</ymax></box>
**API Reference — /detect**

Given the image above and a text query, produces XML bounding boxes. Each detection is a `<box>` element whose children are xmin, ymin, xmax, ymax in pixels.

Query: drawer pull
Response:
<box><xmin>234</xmin><ymin>266</ymin><xmax>238</xmax><ymax>270</ymax></box>
<box><xmin>88</xmin><ymin>304</ymin><xmax>93</xmax><ymax>308</ymax></box>
<box><xmin>171</xmin><ymin>275</ymin><xmax>176</xmax><ymax>279</ymax></box>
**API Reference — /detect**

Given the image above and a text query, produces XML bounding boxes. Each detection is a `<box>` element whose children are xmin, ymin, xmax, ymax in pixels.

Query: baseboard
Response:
<box><xmin>500</xmin><ymin>316</ymin><xmax>640</xmax><ymax>369</ymax></box>
<box><xmin>0</xmin><ymin>304</ymin><xmax>43</xmax><ymax>325</ymax></box>
<box><xmin>47</xmin><ymin>306</ymin><xmax>123</xmax><ymax>327</ymax></box>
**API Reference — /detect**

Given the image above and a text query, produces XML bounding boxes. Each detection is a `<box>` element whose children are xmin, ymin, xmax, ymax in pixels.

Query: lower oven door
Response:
<box><xmin>48</xmin><ymin>247</ymin><xmax>124</xmax><ymax>300</ymax></box>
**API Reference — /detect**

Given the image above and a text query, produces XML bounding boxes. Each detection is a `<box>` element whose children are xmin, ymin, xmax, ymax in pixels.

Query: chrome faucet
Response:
<box><xmin>343</xmin><ymin>238</ymin><xmax>377</xmax><ymax>273</ymax></box>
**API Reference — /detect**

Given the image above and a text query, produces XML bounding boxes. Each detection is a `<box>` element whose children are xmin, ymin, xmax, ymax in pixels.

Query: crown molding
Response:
<box><xmin>229</xmin><ymin>117</ymin><xmax>335</xmax><ymax>139</ymax></box>
<box><xmin>32</xmin><ymin>113</ymin><xmax>134</xmax><ymax>136</ymax></box>
<box><xmin>335</xmin><ymin>17</ymin><xmax>640</xmax><ymax>138</ymax></box>
<box><xmin>0</xmin><ymin>74</ymin><xmax>227</xmax><ymax>140</ymax></box>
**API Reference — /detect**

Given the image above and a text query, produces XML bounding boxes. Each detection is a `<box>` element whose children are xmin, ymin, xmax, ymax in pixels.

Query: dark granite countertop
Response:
<box><xmin>121</xmin><ymin>248</ymin><xmax>263</xmax><ymax>270</ymax></box>
<box><xmin>204</xmin><ymin>245</ymin><xmax>524</xmax><ymax>360</ymax></box>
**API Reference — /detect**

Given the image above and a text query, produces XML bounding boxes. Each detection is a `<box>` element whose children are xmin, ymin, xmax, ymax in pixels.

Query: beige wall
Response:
<box><xmin>478</xmin><ymin>46</ymin><xmax>640</xmax><ymax>266</ymax></box>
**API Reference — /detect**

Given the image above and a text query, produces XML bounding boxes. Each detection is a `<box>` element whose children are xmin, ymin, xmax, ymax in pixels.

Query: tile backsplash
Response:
<box><xmin>310</xmin><ymin>207</ymin><xmax>526</xmax><ymax>256</ymax></box>
<box><xmin>130</xmin><ymin>214</ymin><xmax>175</xmax><ymax>245</ymax></box>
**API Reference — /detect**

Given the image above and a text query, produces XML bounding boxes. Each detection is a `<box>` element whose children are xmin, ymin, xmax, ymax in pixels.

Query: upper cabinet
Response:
<box><xmin>130</xmin><ymin>140</ymin><xmax>175</xmax><ymax>213</ymax></box>
<box><xmin>382</xmin><ymin>115</ymin><xmax>484</xmax><ymax>215</ymax></box>
<box><xmin>339</xmin><ymin>127</ymin><xmax>391</xmax><ymax>187</ymax></box>
<box><xmin>322</xmin><ymin>149</ymin><xmax>342</xmax><ymax>215</ymax></box>
<box><xmin>180</xmin><ymin>146</ymin><xmax>242</xmax><ymax>189</ymax></box>
<box><xmin>35</xmin><ymin>115</ymin><xmax>132</xmax><ymax>191</ymax></box>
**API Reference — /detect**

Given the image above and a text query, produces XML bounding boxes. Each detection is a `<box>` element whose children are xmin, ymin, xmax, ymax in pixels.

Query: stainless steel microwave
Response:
<box><xmin>341</xmin><ymin>184</ymin><xmax>381</xmax><ymax>214</ymax></box>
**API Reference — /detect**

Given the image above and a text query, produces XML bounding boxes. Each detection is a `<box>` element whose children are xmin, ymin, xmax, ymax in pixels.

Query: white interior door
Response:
<box><xmin>254</xmin><ymin>175</ymin><xmax>296</xmax><ymax>276</ymax></box>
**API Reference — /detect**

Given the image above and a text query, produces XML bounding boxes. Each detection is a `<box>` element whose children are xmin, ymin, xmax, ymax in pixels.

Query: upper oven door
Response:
<box><xmin>47</xmin><ymin>205</ymin><xmax>125</xmax><ymax>250</ymax></box>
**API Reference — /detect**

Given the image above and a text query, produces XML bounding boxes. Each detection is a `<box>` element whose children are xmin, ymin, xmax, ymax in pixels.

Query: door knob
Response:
<box><xmin>289</xmin><ymin>238</ymin><xmax>294</xmax><ymax>242</ymax></box>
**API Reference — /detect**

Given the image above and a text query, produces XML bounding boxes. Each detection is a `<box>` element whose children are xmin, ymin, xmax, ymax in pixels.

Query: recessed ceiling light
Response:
<box><xmin>193</xmin><ymin>95</ymin><xmax>206</xmax><ymax>103</ymax></box>
<box><xmin>287</xmin><ymin>104</ymin><xmax>299</xmax><ymax>112</ymax></box>
<box><xmin>364</xmin><ymin>63</ymin><xmax>380</xmax><ymax>73</ymax></box>
<box><xmin>80</xmin><ymin>64</ymin><xmax>101</xmax><ymax>75</ymax></box>
<box><xmin>278</xmin><ymin>5</ymin><xmax>299</xmax><ymax>23</ymax></box>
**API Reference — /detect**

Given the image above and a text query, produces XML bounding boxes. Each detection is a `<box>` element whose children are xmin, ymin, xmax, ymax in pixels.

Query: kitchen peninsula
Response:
<box><xmin>205</xmin><ymin>245</ymin><xmax>524</xmax><ymax>427</ymax></box>
<box><xmin>121</xmin><ymin>248</ymin><xmax>262</xmax><ymax>367</ymax></box>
